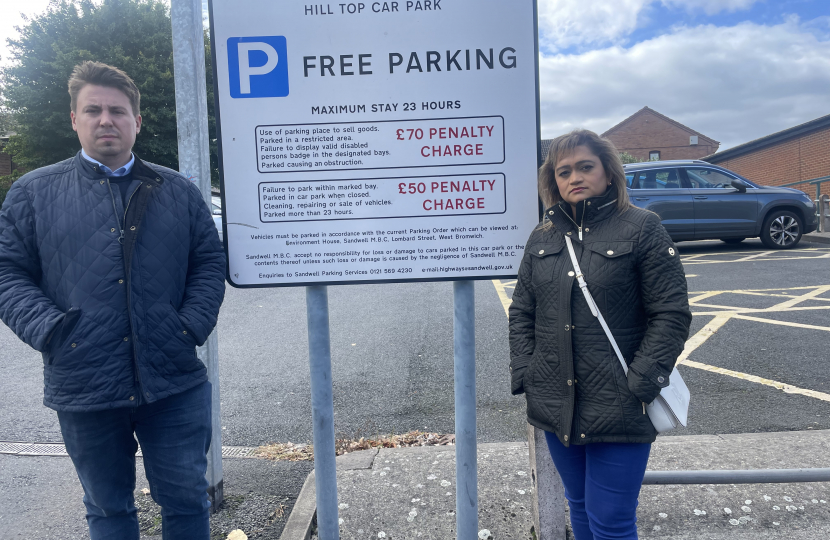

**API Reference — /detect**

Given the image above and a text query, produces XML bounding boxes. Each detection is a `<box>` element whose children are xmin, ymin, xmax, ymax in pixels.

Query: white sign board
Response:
<box><xmin>209</xmin><ymin>0</ymin><xmax>541</xmax><ymax>287</ymax></box>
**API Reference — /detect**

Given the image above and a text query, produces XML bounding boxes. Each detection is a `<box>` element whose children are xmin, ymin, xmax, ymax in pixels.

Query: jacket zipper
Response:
<box><xmin>562</xmin><ymin>205</ymin><xmax>585</xmax><ymax>240</ymax></box>
<box><xmin>106</xmin><ymin>179</ymin><xmax>144</xmax><ymax>397</ymax></box>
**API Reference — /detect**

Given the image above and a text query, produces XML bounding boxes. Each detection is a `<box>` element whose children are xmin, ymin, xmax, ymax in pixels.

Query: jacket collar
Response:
<box><xmin>74</xmin><ymin>151</ymin><xmax>164</xmax><ymax>185</ymax></box>
<box><xmin>544</xmin><ymin>187</ymin><xmax>619</xmax><ymax>234</ymax></box>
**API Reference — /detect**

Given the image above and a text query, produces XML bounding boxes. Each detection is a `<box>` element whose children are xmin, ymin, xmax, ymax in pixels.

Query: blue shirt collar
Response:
<box><xmin>81</xmin><ymin>149</ymin><xmax>135</xmax><ymax>177</ymax></box>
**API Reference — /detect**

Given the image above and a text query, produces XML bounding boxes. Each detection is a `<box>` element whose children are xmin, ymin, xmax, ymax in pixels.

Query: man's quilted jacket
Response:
<box><xmin>0</xmin><ymin>153</ymin><xmax>226</xmax><ymax>411</ymax></box>
<box><xmin>509</xmin><ymin>189</ymin><xmax>691</xmax><ymax>446</ymax></box>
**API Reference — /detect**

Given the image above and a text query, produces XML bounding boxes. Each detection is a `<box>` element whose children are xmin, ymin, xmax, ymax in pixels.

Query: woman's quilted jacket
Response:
<box><xmin>509</xmin><ymin>189</ymin><xmax>691</xmax><ymax>446</ymax></box>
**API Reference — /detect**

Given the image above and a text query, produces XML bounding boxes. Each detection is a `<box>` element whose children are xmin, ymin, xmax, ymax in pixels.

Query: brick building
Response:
<box><xmin>703</xmin><ymin>113</ymin><xmax>830</xmax><ymax>198</ymax></box>
<box><xmin>601</xmin><ymin>107</ymin><xmax>719</xmax><ymax>161</ymax></box>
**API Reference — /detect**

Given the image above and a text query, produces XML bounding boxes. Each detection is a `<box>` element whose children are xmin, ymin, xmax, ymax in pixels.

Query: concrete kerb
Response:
<box><xmin>279</xmin><ymin>448</ymin><xmax>380</xmax><ymax>540</ymax></box>
<box><xmin>804</xmin><ymin>232</ymin><xmax>830</xmax><ymax>245</ymax></box>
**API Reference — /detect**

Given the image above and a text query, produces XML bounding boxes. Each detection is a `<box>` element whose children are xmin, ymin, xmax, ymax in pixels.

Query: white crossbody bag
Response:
<box><xmin>564</xmin><ymin>236</ymin><xmax>690</xmax><ymax>433</ymax></box>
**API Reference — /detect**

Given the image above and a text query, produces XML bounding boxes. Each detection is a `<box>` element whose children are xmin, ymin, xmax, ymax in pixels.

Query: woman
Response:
<box><xmin>509</xmin><ymin>130</ymin><xmax>691</xmax><ymax>540</ymax></box>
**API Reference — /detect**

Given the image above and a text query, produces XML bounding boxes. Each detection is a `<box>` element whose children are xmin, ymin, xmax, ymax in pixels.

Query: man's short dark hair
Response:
<box><xmin>68</xmin><ymin>61</ymin><xmax>141</xmax><ymax>116</ymax></box>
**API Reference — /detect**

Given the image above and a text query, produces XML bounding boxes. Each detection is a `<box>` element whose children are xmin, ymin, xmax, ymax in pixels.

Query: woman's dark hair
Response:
<box><xmin>68</xmin><ymin>61</ymin><xmax>141</xmax><ymax>116</ymax></box>
<box><xmin>538</xmin><ymin>129</ymin><xmax>630</xmax><ymax>212</ymax></box>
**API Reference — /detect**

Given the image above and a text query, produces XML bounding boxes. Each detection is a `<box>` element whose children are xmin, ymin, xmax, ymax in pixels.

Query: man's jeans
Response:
<box><xmin>57</xmin><ymin>382</ymin><xmax>212</xmax><ymax>540</ymax></box>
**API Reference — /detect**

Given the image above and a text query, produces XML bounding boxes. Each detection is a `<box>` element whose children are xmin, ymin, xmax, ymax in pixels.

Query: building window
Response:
<box><xmin>649</xmin><ymin>151</ymin><xmax>660</xmax><ymax>161</ymax></box>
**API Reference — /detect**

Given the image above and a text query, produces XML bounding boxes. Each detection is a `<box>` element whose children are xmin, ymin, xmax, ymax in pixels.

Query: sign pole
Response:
<box><xmin>170</xmin><ymin>0</ymin><xmax>223</xmax><ymax>510</ymax></box>
<box><xmin>453</xmin><ymin>280</ymin><xmax>478</xmax><ymax>538</ymax></box>
<box><xmin>306</xmin><ymin>285</ymin><xmax>340</xmax><ymax>540</ymax></box>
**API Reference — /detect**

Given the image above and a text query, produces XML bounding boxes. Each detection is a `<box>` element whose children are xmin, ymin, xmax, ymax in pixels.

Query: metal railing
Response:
<box><xmin>528</xmin><ymin>426</ymin><xmax>830</xmax><ymax>540</ymax></box>
<box><xmin>643</xmin><ymin>468</ymin><xmax>830</xmax><ymax>485</ymax></box>
<box><xmin>776</xmin><ymin>175</ymin><xmax>830</xmax><ymax>232</ymax></box>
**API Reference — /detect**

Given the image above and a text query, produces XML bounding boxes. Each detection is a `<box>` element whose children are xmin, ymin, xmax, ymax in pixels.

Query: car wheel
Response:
<box><xmin>720</xmin><ymin>238</ymin><xmax>746</xmax><ymax>244</ymax></box>
<box><xmin>760</xmin><ymin>210</ymin><xmax>802</xmax><ymax>249</ymax></box>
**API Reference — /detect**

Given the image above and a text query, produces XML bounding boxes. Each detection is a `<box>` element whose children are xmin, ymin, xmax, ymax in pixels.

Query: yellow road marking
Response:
<box><xmin>688</xmin><ymin>291</ymin><xmax>723</xmax><ymax>304</ymax></box>
<box><xmin>732</xmin><ymin>314</ymin><xmax>830</xmax><ymax>332</ymax></box>
<box><xmin>768</xmin><ymin>285</ymin><xmax>830</xmax><ymax>310</ymax></box>
<box><xmin>494</xmin><ymin>278</ymin><xmax>830</xmax><ymax>403</ymax></box>
<box><xmin>682</xmin><ymin>247</ymin><xmax>830</xmax><ymax>258</ymax></box>
<box><xmin>690</xmin><ymin>302</ymin><xmax>756</xmax><ymax>312</ymax></box>
<box><xmin>685</xmin><ymin>274</ymin><xmax>698</xmax><ymax>278</ymax></box>
<box><xmin>683</xmin><ymin>253</ymin><xmax>830</xmax><ymax>265</ymax></box>
<box><xmin>690</xmin><ymin>285</ymin><xmax>830</xmax><ymax>294</ymax></box>
<box><xmin>492</xmin><ymin>279</ymin><xmax>512</xmax><ymax>317</ymax></box>
<box><xmin>676</xmin><ymin>316</ymin><xmax>731</xmax><ymax>366</ymax></box>
<box><xmin>693</xmin><ymin>305</ymin><xmax>830</xmax><ymax>316</ymax></box>
<box><xmin>682</xmin><ymin>360</ymin><xmax>830</xmax><ymax>403</ymax></box>
<box><xmin>733</xmin><ymin>250</ymin><xmax>776</xmax><ymax>262</ymax></box>
<box><xmin>730</xmin><ymin>291</ymin><xmax>830</xmax><ymax>302</ymax></box>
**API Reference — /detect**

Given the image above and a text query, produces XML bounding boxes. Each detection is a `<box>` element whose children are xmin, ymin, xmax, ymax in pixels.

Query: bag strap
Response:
<box><xmin>564</xmin><ymin>236</ymin><xmax>629</xmax><ymax>376</ymax></box>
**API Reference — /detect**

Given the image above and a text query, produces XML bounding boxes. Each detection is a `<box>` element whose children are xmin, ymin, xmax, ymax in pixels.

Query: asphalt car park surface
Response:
<box><xmin>1</xmin><ymin>239</ymin><xmax>829</xmax><ymax>447</ymax></box>
<box><xmin>1</xmin><ymin>237</ymin><xmax>828</xmax><ymax>539</ymax></box>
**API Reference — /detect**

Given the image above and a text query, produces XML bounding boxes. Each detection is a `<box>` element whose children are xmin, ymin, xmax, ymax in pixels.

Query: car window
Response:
<box><xmin>625</xmin><ymin>173</ymin><xmax>635</xmax><ymax>188</ymax></box>
<box><xmin>685</xmin><ymin>168</ymin><xmax>736</xmax><ymax>189</ymax></box>
<box><xmin>631</xmin><ymin>169</ymin><xmax>683</xmax><ymax>189</ymax></box>
<box><xmin>212</xmin><ymin>203</ymin><xmax>221</xmax><ymax>215</ymax></box>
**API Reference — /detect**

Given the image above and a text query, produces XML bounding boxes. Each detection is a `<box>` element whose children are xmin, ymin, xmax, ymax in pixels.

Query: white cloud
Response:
<box><xmin>537</xmin><ymin>0</ymin><xmax>763</xmax><ymax>52</ymax></box>
<box><xmin>662</xmin><ymin>0</ymin><xmax>761</xmax><ymax>16</ymax></box>
<box><xmin>539</xmin><ymin>18</ymin><xmax>830</xmax><ymax>150</ymax></box>
<box><xmin>537</xmin><ymin>0</ymin><xmax>649</xmax><ymax>52</ymax></box>
<box><xmin>0</xmin><ymin>0</ymin><xmax>55</xmax><ymax>65</ymax></box>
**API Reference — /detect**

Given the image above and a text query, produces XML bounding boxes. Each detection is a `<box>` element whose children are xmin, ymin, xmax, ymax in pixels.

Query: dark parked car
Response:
<box><xmin>624</xmin><ymin>160</ymin><xmax>817</xmax><ymax>248</ymax></box>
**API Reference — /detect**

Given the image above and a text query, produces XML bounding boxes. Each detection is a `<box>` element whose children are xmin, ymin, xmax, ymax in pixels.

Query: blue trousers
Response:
<box><xmin>57</xmin><ymin>382</ymin><xmax>212</xmax><ymax>540</ymax></box>
<box><xmin>545</xmin><ymin>431</ymin><xmax>651</xmax><ymax>540</ymax></box>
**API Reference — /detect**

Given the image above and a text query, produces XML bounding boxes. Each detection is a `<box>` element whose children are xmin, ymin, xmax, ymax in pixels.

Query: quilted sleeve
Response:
<box><xmin>627</xmin><ymin>212</ymin><xmax>692</xmax><ymax>404</ymax></box>
<box><xmin>508</xmin><ymin>236</ymin><xmax>537</xmax><ymax>396</ymax></box>
<box><xmin>0</xmin><ymin>181</ymin><xmax>65</xmax><ymax>352</ymax></box>
<box><xmin>177</xmin><ymin>183</ymin><xmax>226</xmax><ymax>346</ymax></box>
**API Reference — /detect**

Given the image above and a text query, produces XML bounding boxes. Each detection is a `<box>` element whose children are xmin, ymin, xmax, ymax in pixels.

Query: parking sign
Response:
<box><xmin>227</xmin><ymin>36</ymin><xmax>289</xmax><ymax>98</ymax></box>
<box><xmin>209</xmin><ymin>0</ymin><xmax>541</xmax><ymax>287</ymax></box>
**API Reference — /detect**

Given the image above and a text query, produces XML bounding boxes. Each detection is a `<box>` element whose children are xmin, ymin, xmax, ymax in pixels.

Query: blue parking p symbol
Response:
<box><xmin>228</xmin><ymin>36</ymin><xmax>289</xmax><ymax>98</ymax></box>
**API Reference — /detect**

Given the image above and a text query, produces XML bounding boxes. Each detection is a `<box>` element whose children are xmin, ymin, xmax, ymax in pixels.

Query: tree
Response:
<box><xmin>3</xmin><ymin>0</ymin><xmax>177</xmax><ymax>170</ymax></box>
<box><xmin>0</xmin><ymin>109</ymin><xmax>15</xmax><ymax>136</ymax></box>
<box><xmin>618</xmin><ymin>152</ymin><xmax>640</xmax><ymax>164</ymax></box>
<box><xmin>2</xmin><ymin>0</ymin><xmax>181</xmax><ymax>177</ymax></box>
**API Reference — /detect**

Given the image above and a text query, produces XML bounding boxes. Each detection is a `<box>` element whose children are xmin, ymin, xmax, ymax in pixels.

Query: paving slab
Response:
<box><xmin>294</xmin><ymin>430</ymin><xmax>830</xmax><ymax>540</ymax></box>
<box><xmin>332</xmin><ymin>443</ymin><xmax>534</xmax><ymax>540</ymax></box>
<box><xmin>0</xmin><ymin>454</ymin><xmax>313</xmax><ymax>540</ymax></box>
<box><xmin>639</xmin><ymin>430</ymin><xmax>830</xmax><ymax>539</ymax></box>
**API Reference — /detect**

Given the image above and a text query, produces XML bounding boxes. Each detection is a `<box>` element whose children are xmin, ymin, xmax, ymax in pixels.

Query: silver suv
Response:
<box><xmin>624</xmin><ymin>160</ymin><xmax>817</xmax><ymax>249</ymax></box>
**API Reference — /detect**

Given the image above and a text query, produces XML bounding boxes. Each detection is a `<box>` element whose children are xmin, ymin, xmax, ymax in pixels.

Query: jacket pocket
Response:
<box><xmin>583</xmin><ymin>241</ymin><xmax>635</xmax><ymax>289</ymax></box>
<box><xmin>169</xmin><ymin>302</ymin><xmax>198</xmax><ymax>348</ymax></box>
<box><xmin>584</xmin><ymin>241</ymin><xmax>634</xmax><ymax>259</ymax></box>
<box><xmin>166</xmin><ymin>303</ymin><xmax>204</xmax><ymax>374</ymax></box>
<box><xmin>528</xmin><ymin>242</ymin><xmax>564</xmax><ymax>286</ymax></box>
<box><xmin>46</xmin><ymin>308</ymin><xmax>83</xmax><ymax>366</ymax></box>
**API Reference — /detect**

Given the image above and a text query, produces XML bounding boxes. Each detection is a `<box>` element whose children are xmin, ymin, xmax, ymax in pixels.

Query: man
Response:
<box><xmin>0</xmin><ymin>61</ymin><xmax>225</xmax><ymax>539</ymax></box>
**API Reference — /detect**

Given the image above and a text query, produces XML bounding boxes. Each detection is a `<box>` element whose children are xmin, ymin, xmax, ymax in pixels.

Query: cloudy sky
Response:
<box><xmin>2</xmin><ymin>0</ymin><xmax>828</xmax><ymax>151</ymax></box>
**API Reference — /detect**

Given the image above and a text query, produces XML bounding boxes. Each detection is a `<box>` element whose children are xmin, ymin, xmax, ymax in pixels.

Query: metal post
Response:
<box><xmin>170</xmin><ymin>0</ymin><xmax>223</xmax><ymax>510</ymax></box>
<box><xmin>306</xmin><ymin>286</ymin><xmax>339</xmax><ymax>540</ymax></box>
<box><xmin>453</xmin><ymin>280</ymin><xmax>478</xmax><ymax>539</ymax></box>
